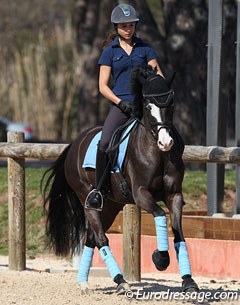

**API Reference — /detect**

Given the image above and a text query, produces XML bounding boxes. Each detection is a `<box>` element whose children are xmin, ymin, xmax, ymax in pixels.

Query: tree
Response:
<box><xmin>74</xmin><ymin>0</ymin><xmax>167</xmax><ymax>132</ymax></box>
<box><xmin>162</xmin><ymin>0</ymin><xmax>209</xmax><ymax>145</ymax></box>
<box><xmin>74</xmin><ymin>0</ymin><xmax>117</xmax><ymax>131</ymax></box>
<box><xmin>74</xmin><ymin>0</ymin><xmax>237</xmax><ymax>145</ymax></box>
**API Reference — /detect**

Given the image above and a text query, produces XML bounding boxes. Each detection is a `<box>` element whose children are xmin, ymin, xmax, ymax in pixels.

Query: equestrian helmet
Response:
<box><xmin>111</xmin><ymin>4</ymin><xmax>139</xmax><ymax>24</ymax></box>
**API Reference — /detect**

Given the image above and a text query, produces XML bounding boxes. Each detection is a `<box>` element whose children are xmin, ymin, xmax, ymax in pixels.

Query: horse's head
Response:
<box><xmin>132</xmin><ymin>66</ymin><xmax>175</xmax><ymax>152</ymax></box>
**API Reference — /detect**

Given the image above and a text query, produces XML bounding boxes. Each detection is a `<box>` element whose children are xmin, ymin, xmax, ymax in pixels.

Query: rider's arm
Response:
<box><xmin>99</xmin><ymin>65</ymin><xmax>121</xmax><ymax>105</ymax></box>
<box><xmin>148</xmin><ymin>58</ymin><xmax>164</xmax><ymax>77</ymax></box>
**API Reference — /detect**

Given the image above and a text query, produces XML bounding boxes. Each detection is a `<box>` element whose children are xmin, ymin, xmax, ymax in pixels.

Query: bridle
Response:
<box><xmin>142</xmin><ymin>88</ymin><xmax>175</xmax><ymax>140</ymax></box>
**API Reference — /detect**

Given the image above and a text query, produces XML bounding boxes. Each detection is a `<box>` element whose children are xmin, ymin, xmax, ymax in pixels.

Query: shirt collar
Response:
<box><xmin>110</xmin><ymin>36</ymin><xmax>142</xmax><ymax>48</ymax></box>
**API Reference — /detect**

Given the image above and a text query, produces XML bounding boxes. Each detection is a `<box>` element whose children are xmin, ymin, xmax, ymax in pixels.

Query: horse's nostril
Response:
<box><xmin>158</xmin><ymin>139</ymin><xmax>173</xmax><ymax>148</ymax></box>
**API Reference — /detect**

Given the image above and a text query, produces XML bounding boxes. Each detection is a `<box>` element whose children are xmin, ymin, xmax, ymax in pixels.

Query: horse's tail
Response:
<box><xmin>41</xmin><ymin>144</ymin><xmax>86</xmax><ymax>257</ymax></box>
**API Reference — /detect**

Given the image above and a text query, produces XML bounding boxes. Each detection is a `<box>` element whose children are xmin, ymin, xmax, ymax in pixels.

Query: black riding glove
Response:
<box><xmin>117</xmin><ymin>100</ymin><xmax>134</xmax><ymax>117</ymax></box>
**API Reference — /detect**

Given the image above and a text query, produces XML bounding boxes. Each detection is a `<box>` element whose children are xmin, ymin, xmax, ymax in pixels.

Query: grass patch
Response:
<box><xmin>183</xmin><ymin>170</ymin><xmax>207</xmax><ymax>199</ymax></box>
<box><xmin>0</xmin><ymin>166</ymin><xmax>50</xmax><ymax>256</ymax></box>
<box><xmin>225</xmin><ymin>170</ymin><xmax>236</xmax><ymax>191</ymax></box>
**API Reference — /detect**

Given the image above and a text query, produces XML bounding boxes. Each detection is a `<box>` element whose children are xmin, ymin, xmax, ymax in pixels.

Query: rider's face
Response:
<box><xmin>117</xmin><ymin>22</ymin><xmax>136</xmax><ymax>41</ymax></box>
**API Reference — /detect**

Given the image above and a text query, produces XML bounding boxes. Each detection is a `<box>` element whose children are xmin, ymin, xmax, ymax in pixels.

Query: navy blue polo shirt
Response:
<box><xmin>98</xmin><ymin>36</ymin><xmax>157</xmax><ymax>97</ymax></box>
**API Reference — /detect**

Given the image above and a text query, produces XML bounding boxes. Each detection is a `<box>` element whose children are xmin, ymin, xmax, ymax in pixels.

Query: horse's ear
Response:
<box><xmin>132</xmin><ymin>67</ymin><xmax>148</xmax><ymax>85</ymax></box>
<box><xmin>137</xmin><ymin>73</ymin><xmax>148</xmax><ymax>85</ymax></box>
<box><xmin>165</xmin><ymin>72</ymin><xmax>176</xmax><ymax>88</ymax></box>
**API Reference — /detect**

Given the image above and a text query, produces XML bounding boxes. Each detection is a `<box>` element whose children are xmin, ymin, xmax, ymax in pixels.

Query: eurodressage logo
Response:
<box><xmin>125</xmin><ymin>289</ymin><xmax>239</xmax><ymax>302</ymax></box>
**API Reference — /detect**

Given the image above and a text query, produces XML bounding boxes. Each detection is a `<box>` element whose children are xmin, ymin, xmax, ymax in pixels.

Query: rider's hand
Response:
<box><xmin>117</xmin><ymin>100</ymin><xmax>134</xmax><ymax>117</ymax></box>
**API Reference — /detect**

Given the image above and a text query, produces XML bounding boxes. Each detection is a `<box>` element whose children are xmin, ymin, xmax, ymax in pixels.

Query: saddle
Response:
<box><xmin>83</xmin><ymin>119</ymin><xmax>136</xmax><ymax>202</ymax></box>
<box><xmin>107</xmin><ymin>119</ymin><xmax>136</xmax><ymax>203</ymax></box>
<box><xmin>82</xmin><ymin>119</ymin><xmax>136</xmax><ymax>172</ymax></box>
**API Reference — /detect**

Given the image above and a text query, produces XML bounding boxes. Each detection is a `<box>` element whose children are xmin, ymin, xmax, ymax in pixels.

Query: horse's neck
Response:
<box><xmin>135</xmin><ymin>116</ymin><xmax>157</xmax><ymax>150</ymax></box>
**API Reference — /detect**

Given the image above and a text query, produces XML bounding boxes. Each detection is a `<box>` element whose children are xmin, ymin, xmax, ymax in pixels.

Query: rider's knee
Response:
<box><xmin>98</xmin><ymin>140</ymin><xmax>108</xmax><ymax>152</ymax></box>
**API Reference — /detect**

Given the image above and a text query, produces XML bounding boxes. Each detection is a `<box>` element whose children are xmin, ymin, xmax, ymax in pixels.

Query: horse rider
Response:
<box><xmin>85</xmin><ymin>3</ymin><xmax>164</xmax><ymax>210</ymax></box>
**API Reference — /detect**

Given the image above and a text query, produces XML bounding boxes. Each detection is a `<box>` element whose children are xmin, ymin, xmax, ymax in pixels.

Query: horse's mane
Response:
<box><xmin>131</xmin><ymin>65</ymin><xmax>158</xmax><ymax>117</ymax></box>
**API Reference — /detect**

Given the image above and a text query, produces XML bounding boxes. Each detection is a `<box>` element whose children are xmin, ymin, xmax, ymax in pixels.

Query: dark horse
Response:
<box><xmin>42</xmin><ymin>66</ymin><xmax>199</xmax><ymax>294</ymax></box>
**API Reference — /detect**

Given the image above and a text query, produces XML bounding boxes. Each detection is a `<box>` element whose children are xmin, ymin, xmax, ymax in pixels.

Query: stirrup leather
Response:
<box><xmin>84</xmin><ymin>189</ymin><xmax>103</xmax><ymax>211</ymax></box>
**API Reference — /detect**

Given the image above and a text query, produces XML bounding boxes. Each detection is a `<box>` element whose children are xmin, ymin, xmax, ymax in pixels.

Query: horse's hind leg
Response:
<box><xmin>77</xmin><ymin>225</ymin><xmax>126</xmax><ymax>294</ymax></box>
<box><xmin>77</xmin><ymin>228</ymin><xmax>95</xmax><ymax>293</ymax></box>
<box><xmin>168</xmin><ymin>193</ymin><xmax>199</xmax><ymax>292</ymax></box>
<box><xmin>84</xmin><ymin>208</ymin><xmax>129</xmax><ymax>293</ymax></box>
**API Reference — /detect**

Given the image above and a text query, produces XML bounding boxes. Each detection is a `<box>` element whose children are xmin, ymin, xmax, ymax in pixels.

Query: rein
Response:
<box><xmin>105</xmin><ymin>115</ymin><xmax>156</xmax><ymax>154</ymax></box>
<box><xmin>106</xmin><ymin>88</ymin><xmax>175</xmax><ymax>152</ymax></box>
<box><xmin>106</xmin><ymin>117</ymin><xmax>136</xmax><ymax>153</ymax></box>
<box><xmin>134</xmin><ymin>116</ymin><xmax>159</xmax><ymax>139</ymax></box>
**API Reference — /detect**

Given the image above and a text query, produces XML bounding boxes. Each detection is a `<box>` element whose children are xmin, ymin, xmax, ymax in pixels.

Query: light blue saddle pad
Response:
<box><xmin>83</xmin><ymin>121</ymin><xmax>136</xmax><ymax>173</ymax></box>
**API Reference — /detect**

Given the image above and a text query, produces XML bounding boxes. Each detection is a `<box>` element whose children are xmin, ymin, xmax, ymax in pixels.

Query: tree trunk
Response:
<box><xmin>162</xmin><ymin>0</ymin><xmax>208</xmax><ymax>145</ymax></box>
<box><xmin>74</xmin><ymin>0</ymin><xmax>117</xmax><ymax>131</ymax></box>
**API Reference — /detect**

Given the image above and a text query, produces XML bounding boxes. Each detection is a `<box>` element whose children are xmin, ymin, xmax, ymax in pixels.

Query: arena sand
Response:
<box><xmin>0</xmin><ymin>255</ymin><xmax>239</xmax><ymax>305</ymax></box>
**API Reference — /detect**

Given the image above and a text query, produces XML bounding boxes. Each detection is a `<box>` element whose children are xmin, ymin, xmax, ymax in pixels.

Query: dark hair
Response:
<box><xmin>102</xmin><ymin>30</ymin><xmax>118</xmax><ymax>48</ymax></box>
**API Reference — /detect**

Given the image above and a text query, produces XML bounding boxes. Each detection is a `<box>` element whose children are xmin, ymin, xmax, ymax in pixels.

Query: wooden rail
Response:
<box><xmin>0</xmin><ymin>142</ymin><xmax>67</xmax><ymax>159</ymax></box>
<box><xmin>1</xmin><ymin>132</ymin><xmax>240</xmax><ymax>276</ymax></box>
<box><xmin>0</xmin><ymin>143</ymin><xmax>240</xmax><ymax>163</ymax></box>
<box><xmin>108</xmin><ymin>211</ymin><xmax>240</xmax><ymax>241</ymax></box>
<box><xmin>183</xmin><ymin>145</ymin><xmax>240</xmax><ymax>163</ymax></box>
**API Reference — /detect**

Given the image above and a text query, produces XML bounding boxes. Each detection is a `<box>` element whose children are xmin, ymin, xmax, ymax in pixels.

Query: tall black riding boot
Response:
<box><xmin>85</xmin><ymin>148</ymin><xmax>111</xmax><ymax>210</ymax></box>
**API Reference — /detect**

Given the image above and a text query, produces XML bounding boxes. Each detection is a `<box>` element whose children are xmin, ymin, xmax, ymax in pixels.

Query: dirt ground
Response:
<box><xmin>0</xmin><ymin>255</ymin><xmax>239</xmax><ymax>305</ymax></box>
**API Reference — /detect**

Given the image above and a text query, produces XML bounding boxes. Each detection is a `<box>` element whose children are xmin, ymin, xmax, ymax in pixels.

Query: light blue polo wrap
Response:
<box><xmin>99</xmin><ymin>246</ymin><xmax>122</xmax><ymax>280</ymax></box>
<box><xmin>77</xmin><ymin>245</ymin><xmax>94</xmax><ymax>283</ymax></box>
<box><xmin>174</xmin><ymin>241</ymin><xmax>192</xmax><ymax>277</ymax></box>
<box><xmin>154</xmin><ymin>216</ymin><xmax>169</xmax><ymax>251</ymax></box>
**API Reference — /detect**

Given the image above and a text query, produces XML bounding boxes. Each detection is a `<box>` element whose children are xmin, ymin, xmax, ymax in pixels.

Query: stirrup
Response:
<box><xmin>84</xmin><ymin>189</ymin><xmax>103</xmax><ymax>211</ymax></box>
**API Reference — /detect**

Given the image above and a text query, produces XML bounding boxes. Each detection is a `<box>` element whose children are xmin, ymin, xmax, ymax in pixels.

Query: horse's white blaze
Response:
<box><xmin>149</xmin><ymin>103</ymin><xmax>173</xmax><ymax>151</ymax></box>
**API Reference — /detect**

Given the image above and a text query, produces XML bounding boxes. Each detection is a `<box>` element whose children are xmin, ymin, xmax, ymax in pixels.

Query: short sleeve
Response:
<box><xmin>145</xmin><ymin>46</ymin><xmax>157</xmax><ymax>63</ymax></box>
<box><xmin>98</xmin><ymin>47</ymin><xmax>112</xmax><ymax>67</ymax></box>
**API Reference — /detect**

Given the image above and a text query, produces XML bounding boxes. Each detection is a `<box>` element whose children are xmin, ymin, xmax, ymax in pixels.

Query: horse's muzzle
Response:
<box><xmin>158</xmin><ymin>138</ymin><xmax>174</xmax><ymax>151</ymax></box>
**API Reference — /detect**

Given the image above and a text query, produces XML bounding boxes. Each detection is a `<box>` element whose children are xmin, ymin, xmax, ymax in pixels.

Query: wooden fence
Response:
<box><xmin>1</xmin><ymin>132</ymin><xmax>240</xmax><ymax>278</ymax></box>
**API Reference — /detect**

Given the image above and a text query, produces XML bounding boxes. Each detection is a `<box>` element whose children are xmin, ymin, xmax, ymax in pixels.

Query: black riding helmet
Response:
<box><xmin>111</xmin><ymin>4</ymin><xmax>139</xmax><ymax>32</ymax></box>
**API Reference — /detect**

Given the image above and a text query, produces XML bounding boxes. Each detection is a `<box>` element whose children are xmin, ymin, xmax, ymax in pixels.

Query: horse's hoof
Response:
<box><xmin>78</xmin><ymin>282</ymin><xmax>92</xmax><ymax>295</ymax></box>
<box><xmin>117</xmin><ymin>282</ymin><xmax>130</xmax><ymax>295</ymax></box>
<box><xmin>182</xmin><ymin>277</ymin><xmax>199</xmax><ymax>293</ymax></box>
<box><xmin>152</xmin><ymin>249</ymin><xmax>170</xmax><ymax>271</ymax></box>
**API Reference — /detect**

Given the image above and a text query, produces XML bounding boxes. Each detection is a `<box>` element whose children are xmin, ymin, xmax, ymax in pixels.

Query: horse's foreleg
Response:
<box><xmin>133</xmin><ymin>187</ymin><xmax>170</xmax><ymax>271</ymax></box>
<box><xmin>169</xmin><ymin>193</ymin><xmax>199</xmax><ymax>292</ymax></box>
<box><xmin>152</xmin><ymin>215</ymin><xmax>171</xmax><ymax>271</ymax></box>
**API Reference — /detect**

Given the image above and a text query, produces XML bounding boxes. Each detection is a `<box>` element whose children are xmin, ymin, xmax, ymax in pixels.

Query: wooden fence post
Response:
<box><xmin>122</xmin><ymin>204</ymin><xmax>141</xmax><ymax>281</ymax></box>
<box><xmin>7</xmin><ymin>132</ymin><xmax>26</xmax><ymax>270</ymax></box>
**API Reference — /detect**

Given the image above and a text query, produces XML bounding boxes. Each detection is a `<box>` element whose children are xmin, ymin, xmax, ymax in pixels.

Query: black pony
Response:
<box><xmin>42</xmin><ymin>66</ymin><xmax>199</xmax><ymax>294</ymax></box>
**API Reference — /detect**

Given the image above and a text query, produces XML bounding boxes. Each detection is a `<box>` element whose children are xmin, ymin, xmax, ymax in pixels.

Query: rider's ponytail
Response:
<box><xmin>101</xmin><ymin>30</ymin><xmax>118</xmax><ymax>49</ymax></box>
